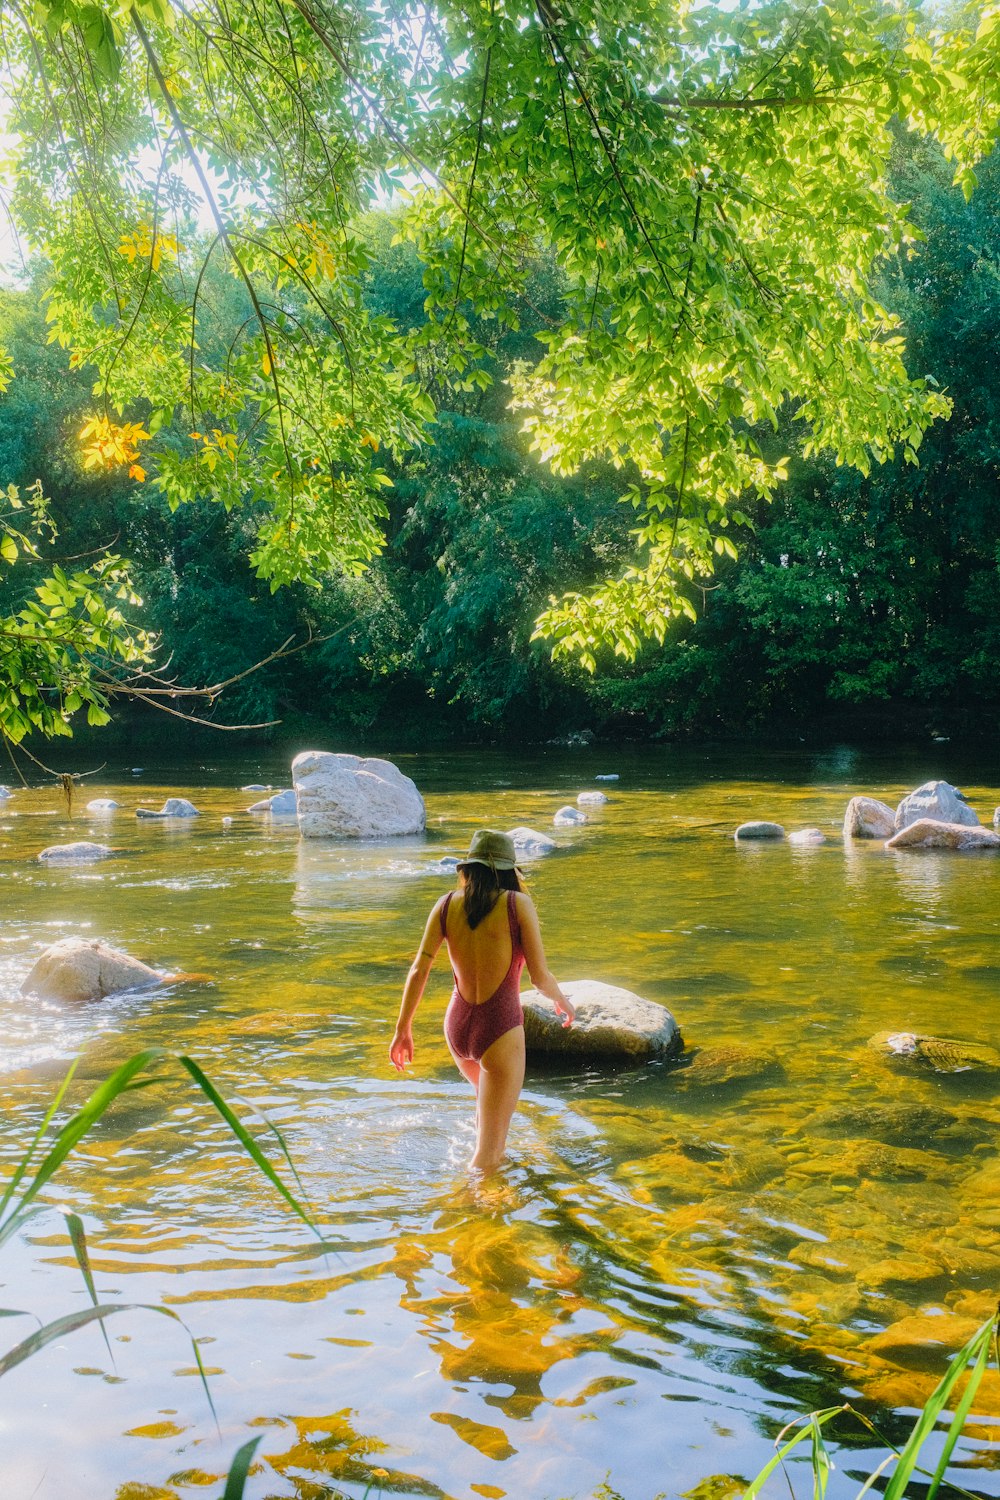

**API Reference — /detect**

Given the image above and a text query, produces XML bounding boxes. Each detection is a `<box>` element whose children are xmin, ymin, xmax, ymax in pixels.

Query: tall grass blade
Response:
<box><xmin>881</xmin><ymin>1315</ymin><xmax>996</xmax><ymax>1500</ymax></box>
<box><xmin>176</xmin><ymin>1055</ymin><xmax>320</xmax><ymax>1239</ymax></box>
<box><xmin>0</xmin><ymin>1048</ymin><xmax>164</xmax><ymax>1249</ymax></box>
<box><xmin>925</xmin><ymin>1316</ymin><xmax>995</xmax><ymax>1500</ymax></box>
<box><xmin>742</xmin><ymin>1407</ymin><xmax>846</xmax><ymax>1499</ymax></box>
<box><xmin>65</xmin><ymin>1210</ymin><xmax>113</xmax><ymax>1363</ymax></box>
<box><xmin>809</xmin><ymin>1412</ymin><xmax>833</xmax><ymax>1500</ymax></box>
<box><xmin>234</xmin><ymin>1092</ymin><xmax>314</xmax><ymax>1219</ymax></box>
<box><xmin>0</xmin><ymin>1056</ymin><xmax>79</xmax><ymax>1217</ymax></box>
<box><xmin>221</xmin><ymin>1435</ymin><xmax>263</xmax><ymax>1500</ymax></box>
<box><xmin>0</xmin><ymin>1308</ymin><xmax>28</xmax><ymax>1319</ymax></box>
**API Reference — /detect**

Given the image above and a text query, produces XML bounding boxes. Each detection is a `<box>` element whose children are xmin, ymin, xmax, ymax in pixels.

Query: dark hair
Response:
<box><xmin>457</xmin><ymin>862</ymin><xmax>524</xmax><ymax>929</ymax></box>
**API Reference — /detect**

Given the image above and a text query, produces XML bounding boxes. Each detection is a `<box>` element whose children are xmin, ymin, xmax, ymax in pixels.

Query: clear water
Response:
<box><xmin>1</xmin><ymin>745</ymin><xmax>999</xmax><ymax>1500</ymax></box>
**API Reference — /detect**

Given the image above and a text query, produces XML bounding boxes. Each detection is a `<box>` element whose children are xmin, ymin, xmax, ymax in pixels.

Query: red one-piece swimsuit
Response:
<box><xmin>441</xmin><ymin>890</ymin><xmax>525</xmax><ymax>1062</ymax></box>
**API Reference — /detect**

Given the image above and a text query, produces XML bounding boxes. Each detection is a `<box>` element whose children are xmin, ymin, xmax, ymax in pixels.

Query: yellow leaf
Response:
<box><xmin>262</xmin><ymin>350</ymin><xmax>272</xmax><ymax>376</ymax></box>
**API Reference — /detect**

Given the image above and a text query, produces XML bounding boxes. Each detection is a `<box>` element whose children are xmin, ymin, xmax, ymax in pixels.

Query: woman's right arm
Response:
<box><xmin>516</xmin><ymin>893</ymin><xmax>575</xmax><ymax>1027</ymax></box>
<box><xmin>390</xmin><ymin>899</ymin><xmax>445</xmax><ymax>1071</ymax></box>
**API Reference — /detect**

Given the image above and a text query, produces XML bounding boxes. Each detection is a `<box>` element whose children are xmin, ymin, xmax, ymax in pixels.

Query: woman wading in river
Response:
<box><xmin>390</xmin><ymin>829</ymin><xmax>575</xmax><ymax>1172</ymax></box>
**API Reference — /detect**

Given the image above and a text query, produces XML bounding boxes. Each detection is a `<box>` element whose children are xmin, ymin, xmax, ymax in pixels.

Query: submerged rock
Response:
<box><xmin>734</xmin><ymin>821</ymin><xmax>784</xmax><ymax>841</ymax></box>
<box><xmin>669</xmin><ymin>1044</ymin><xmax>778</xmax><ymax>1089</ymax></box>
<box><xmin>863</xmin><ymin>1313</ymin><xmax>981</xmax><ymax>1369</ymax></box>
<box><xmin>292</xmin><ymin>750</ymin><xmax>425</xmax><ymax>838</ymax></box>
<box><xmin>553</xmin><ymin>805</ymin><xmax>585</xmax><ymax>826</ymax></box>
<box><xmin>241</xmin><ymin>783</ymin><xmax>268</xmax><ymax>791</ymax></box>
<box><xmin>136</xmin><ymin>798</ymin><xmax>201</xmax><ymax>820</ymax></box>
<box><xmin>577</xmin><ymin>791</ymin><xmax>608</xmax><ymax>806</ymax></box>
<box><xmin>522</xmin><ymin>980</ymin><xmax>681</xmax><ymax>1062</ymax></box>
<box><xmin>843</xmin><ymin>796</ymin><xmax>896</xmax><ymax>839</ymax></box>
<box><xmin>37</xmin><ymin>841</ymin><xmax>114</xmax><ymax>864</ymax></box>
<box><xmin>788</xmin><ymin>827</ymin><xmax>826</xmax><ymax>846</ymax></box>
<box><xmin>22</xmin><ymin>937</ymin><xmax>161</xmax><ymax>1003</ymax></box>
<box><xmin>86</xmin><ymin>799</ymin><xmax>121</xmax><ymax>813</ymax></box>
<box><xmin>868</xmin><ymin>1030</ymin><xmax>1000</xmax><ymax>1074</ymax></box>
<box><xmin>809</xmin><ymin>1100</ymin><xmax>959</xmax><ymax>1146</ymax></box>
<box><xmin>895</xmin><ymin>780</ymin><xmax>980</xmax><ymax>831</ymax></box>
<box><xmin>887</xmin><ymin>818</ymin><xmax>1000</xmax><ymax>851</ymax></box>
<box><xmin>507</xmin><ymin>826</ymin><xmax>556</xmax><ymax>858</ymax></box>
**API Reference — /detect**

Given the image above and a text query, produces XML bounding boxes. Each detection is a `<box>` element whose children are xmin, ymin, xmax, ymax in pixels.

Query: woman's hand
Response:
<box><xmin>390</xmin><ymin>1028</ymin><xmax>414</xmax><ymax>1071</ymax></box>
<box><xmin>554</xmin><ymin>991</ymin><xmax>575</xmax><ymax>1028</ymax></box>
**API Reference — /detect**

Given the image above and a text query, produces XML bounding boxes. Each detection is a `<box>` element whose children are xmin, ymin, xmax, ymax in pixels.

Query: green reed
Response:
<box><xmin>744</xmin><ymin>1306</ymin><xmax>1000</xmax><ymax>1499</ymax></box>
<box><xmin>0</xmin><ymin>1048</ymin><xmax>322</xmax><ymax>1496</ymax></box>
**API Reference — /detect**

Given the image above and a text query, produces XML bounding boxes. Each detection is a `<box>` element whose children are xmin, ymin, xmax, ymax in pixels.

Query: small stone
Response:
<box><xmin>241</xmin><ymin>784</ymin><xmax>267</xmax><ymax>791</ymax></box>
<box><xmin>86</xmin><ymin>799</ymin><xmax>120</xmax><ymax>813</ymax></box>
<box><xmin>507</xmin><ymin>826</ymin><xmax>556</xmax><ymax>858</ymax></box>
<box><xmin>895</xmin><ymin>780</ymin><xmax>981</xmax><ymax>831</ymax></box>
<box><xmin>843</xmin><ymin>796</ymin><xmax>896</xmax><ymax>839</ymax></box>
<box><xmin>22</xmin><ymin>937</ymin><xmax>161</xmax><ymax>1003</ymax></box>
<box><xmin>522</xmin><ymin>980</ymin><xmax>681</xmax><ymax>1061</ymax></box>
<box><xmin>221</xmin><ymin>816</ymin><xmax>233</xmax><ymax>828</ymax></box>
<box><xmin>577</xmin><ymin>791</ymin><xmax>608</xmax><ymax>805</ymax></box>
<box><xmin>553</xmin><ymin>805</ymin><xmax>585</xmax><ymax>826</ymax></box>
<box><xmin>887</xmin><ymin>818</ymin><xmax>1000</xmax><ymax>851</ymax></box>
<box><xmin>136</xmin><ymin>798</ymin><xmax>201</xmax><ymax>820</ymax></box>
<box><xmin>0</xmin><ymin>785</ymin><xmax>13</xmax><ymax>800</ymax></box>
<box><xmin>788</xmin><ymin>827</ymin><xmax>826</xmax><ymax>845</ymax></box>
<box><xmin>734</xmin><ymin>821</ymin><xmax>785</xmax><ymax>841</ymax></box>
<box><xmin>38</xmin><ymin>842</ymin><xmax>114</xmax><ymax>864</ymax></box>
<box><xmin>248</xmin><ymin>788</ymin><xmax>297</xmax><ymax>814</ymax></box>
<box><xmin>595</xmin><ymin>774</ymin><xmax>619</xmax><ymax>781</ymax></box>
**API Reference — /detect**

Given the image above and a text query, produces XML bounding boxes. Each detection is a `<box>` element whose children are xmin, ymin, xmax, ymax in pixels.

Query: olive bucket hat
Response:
<box><xmin>462</xmin><ymin>829</ymin><xmax>518</xmax><ymax>871</ymax></box>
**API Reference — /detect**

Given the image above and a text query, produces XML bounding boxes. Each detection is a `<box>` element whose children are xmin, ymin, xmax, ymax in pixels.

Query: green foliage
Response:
<box><xmin>2</xmin><ymin>0</ymin><xmax>1000</xmax><ymax>678</ymax></box>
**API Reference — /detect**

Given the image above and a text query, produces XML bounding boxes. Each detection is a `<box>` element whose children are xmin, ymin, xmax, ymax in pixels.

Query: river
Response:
<box><xmin>0</xmin><ymin>744</ymin><xmax>998</xmax><ymax>1500</ymax></box>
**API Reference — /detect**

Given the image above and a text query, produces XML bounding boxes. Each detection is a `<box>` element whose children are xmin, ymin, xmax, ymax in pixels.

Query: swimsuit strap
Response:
<box><xmin>440</xmin><ymin>890</ymin><xmax>454</xmax><ymax>937</ymax></box>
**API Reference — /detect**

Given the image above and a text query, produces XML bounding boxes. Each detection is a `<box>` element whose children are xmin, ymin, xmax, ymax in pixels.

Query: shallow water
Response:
<box><xmin>1</xmin><ymin>745</ymin><xmax>999</xmax><ymax>1500</ymax></box>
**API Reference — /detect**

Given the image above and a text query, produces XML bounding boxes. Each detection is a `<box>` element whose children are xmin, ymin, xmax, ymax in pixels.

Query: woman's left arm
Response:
<box><xmin>390</xmin><ymin>899</ymin><xmax>446</xmax><ymax>1072</ymax></box>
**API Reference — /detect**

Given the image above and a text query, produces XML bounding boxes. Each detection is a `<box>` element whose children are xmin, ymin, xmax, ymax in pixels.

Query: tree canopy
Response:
<box><xmin>1</xmin><ymin>0</ymin><xmax>1000</xmax><ymax>739</ymax></box>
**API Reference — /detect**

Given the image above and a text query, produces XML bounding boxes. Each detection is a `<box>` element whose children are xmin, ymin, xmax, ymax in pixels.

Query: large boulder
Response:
<box><xmin>136</xmin><ymin>798</ymin><xmax>201</xmax><ymax>820</ymax></box>
<box><xmin>507</xmin><ymin>826</ymin><xmax>556</xmax><ymax>859</ymax></box>
<box><xmin>292</xmin><ymin>751</ymin><xmax>425</xmax><ymax>838</ymax></box>
<box><xmin>895</xmin><ymin>780</ymin><xmax>979</xmax><ymax>831</ymax></box>
<box><xmin>886</xmin><ymin>819</ymin><xmax>1000</xmax><ymax>851</ymax></box>
<box><xmin>21</xmin><ymin>937</ymin><xmax>161</xmax><ymax>1004</ymax></box>
<box><xmin>38</xmin><ymin>842</ymin><xmax>114</xmax><ymax>864</ymax></box>
<box><xmin>522</xmin><ymin>980</ymin><xmax>681</xmax><ymax>1062</ymax></box>
<box><xmin>735</xmin><ymin>821</ymin><xmax>784</xmax><ymax>841</ymax></box>
<box><xmin>248</xmin><ymin>788</ymin><xmax>298</xmax><ymax>815</ymax></box>
<box><xmin>844</xmin><ymin>796</ymin><xmax>896</xmax><ymax>839</ymax></box>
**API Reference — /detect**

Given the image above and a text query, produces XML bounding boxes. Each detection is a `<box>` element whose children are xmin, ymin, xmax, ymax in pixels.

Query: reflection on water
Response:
<box><xmin>1</xmin><ymin>748</ymin><xmax>999</xmax><ymax>1498</ymax></box>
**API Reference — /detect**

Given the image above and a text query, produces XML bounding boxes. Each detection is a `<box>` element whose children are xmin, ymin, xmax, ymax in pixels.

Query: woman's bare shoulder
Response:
<box><xmin>514</xmin><ymin>890</ymin><xmax>537</xmax><ymax>915</ymax></box>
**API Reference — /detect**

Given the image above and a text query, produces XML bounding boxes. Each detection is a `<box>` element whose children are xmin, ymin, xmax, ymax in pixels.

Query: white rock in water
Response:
<box><xmin>844</xmin><ymin>795</ymin><xmax>896</xmax><ymax>839</ymax></box>
<box><xmin>789</xmin><ymin>828</ymin><xmax>826</xmax><ymax>846</ymax></box>
<box><xmin>994</xmin><ymin>806</ymin><xmax>1000</xmax><ymax>828</ymax></box>
<box><xmin>21</xmin><ymin>937</ymin><xmax>161</xmax><ymax>1003</ymax></box>
<box><xmin>735</xmin><ymin>821</ymin><xmax>785</xmax><ymax>841</ymax></box>
<box><xmin>507</xmin><ymin>826</ymin><xmax>556</xmax><ymax>858</ymax></box>
<box><xmin>0</xmin><ymin>785</ymin><xmax>12</xmax><ymax>800</ymax></box>
<box><xmin>292</xmin><ymin>750</ymin><xmax>425</xmax><ymax>838</ymax></box>
<box><xmin>222</xmin><ymin>816</ymin><xmax>233</xmax><ymax>828</ymax></box>
<box><xmin>554</xmin><ymin>805</ymin><xmax>585</xmax><ymax>826</ymax></box>
<box><xmin>38</xmin><ymin>842</ymin><xmax>114</xmax><ymax>864</ymax></box>
<box><xmin>86</xmin><ymin>799</ymin><xmax>121</xmax><ymax>813</ymax></box>
<box><xmin>577</xmin><ymin>791</ymin><xmax>608</xmax><ymax>806</ymax></box>
<box><xmin>136</xmin><ymin>798</ymin><xmax>201</xmax><ymax>820</ymax></box>
<box><xmin>595</xmin><ymin>774</ymin><xmax>619</xmax><ymax>781</ymax></box>
<box><xmin>241</xmin><ymin>784</ymin><xmax>268</xmax><ymax>791</ymax></box>
<box><xmin>887</xmin><ymin>818</ymin><xmax>1000</xmax><ymax>851</ymax></box>
<box><xmin>247</xmin><ymin>788</ymin><xmax>296</xmax><ymax>814</ymax></box>
<box><xmin>895</xmin><ymin>780</ymin><xmax>979</xmax><ymax>831</ymax></box>
<box><xmin>523</xmin><ymin>980</ymin><xmax>681</xmax><ymax>1061</ymax></box>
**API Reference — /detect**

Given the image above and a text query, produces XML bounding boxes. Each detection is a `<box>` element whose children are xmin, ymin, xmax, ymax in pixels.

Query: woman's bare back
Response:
<box><xmin>442</xmin><ymin>891</ymin><xmax>518</xmax><ymax>1004</ymax></box>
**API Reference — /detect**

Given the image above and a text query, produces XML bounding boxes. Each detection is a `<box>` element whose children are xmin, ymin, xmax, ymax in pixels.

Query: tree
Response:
<box><xmin>0</xmin><ymin>0</ymin><xmax>999</xmax><ymax>745</ymax></box>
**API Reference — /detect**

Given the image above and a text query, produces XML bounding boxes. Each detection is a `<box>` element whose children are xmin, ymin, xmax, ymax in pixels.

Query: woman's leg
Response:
<box><xmin>471</xmin><ymin>1026</ymin><xmax>525</xmax><ymax>1173</ymax></box>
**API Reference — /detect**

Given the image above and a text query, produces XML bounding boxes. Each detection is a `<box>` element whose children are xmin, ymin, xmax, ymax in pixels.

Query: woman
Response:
<box><xmin>390</xmin><ymin>829</ymin><xmax>575</xmax><ymax>1172</ymax></box>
